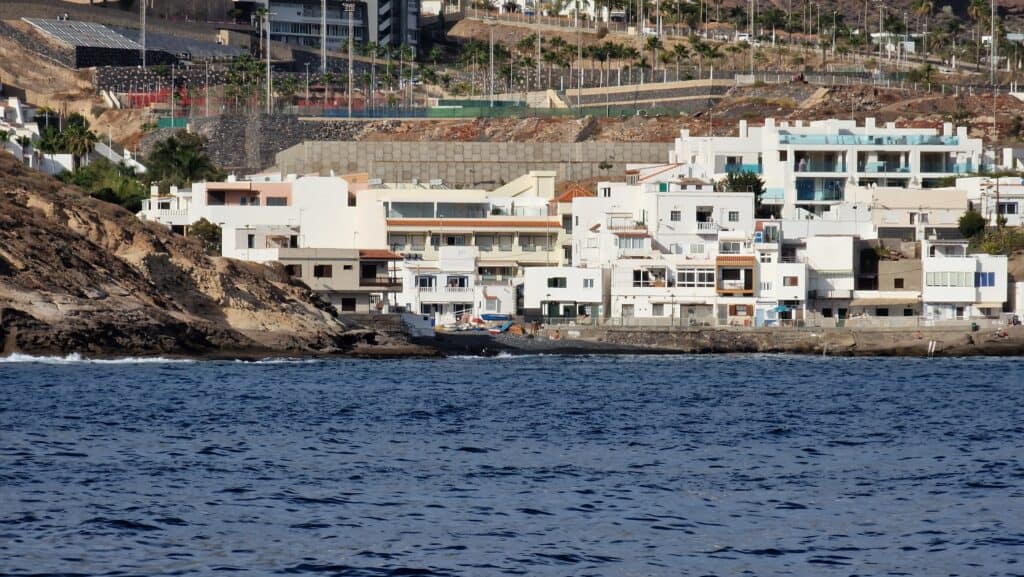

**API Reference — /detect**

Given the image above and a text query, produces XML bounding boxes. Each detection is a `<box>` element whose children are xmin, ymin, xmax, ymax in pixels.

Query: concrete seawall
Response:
<box><xmin>428</xmin><ymin>326</ymin><xmax>1024</xmax><ymax>357</ymax></box>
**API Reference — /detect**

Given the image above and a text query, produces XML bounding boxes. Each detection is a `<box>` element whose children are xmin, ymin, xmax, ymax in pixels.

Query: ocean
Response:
<box><xmin>1</xmin><ymin>354</ymin><xmax>1023</xmax><ymax>576</ymax></box>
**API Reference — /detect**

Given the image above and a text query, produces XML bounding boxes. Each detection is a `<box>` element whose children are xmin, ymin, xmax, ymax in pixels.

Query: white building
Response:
<box><xmin>235</xmin><ymin>0</ymin><xmax>419</xmax><ymax>52</ymax></box>
<box><xmin>957</xmin><ymin>176</ymin><xmax>1024</xmax><ymax>227</ymax></box>
<box><xmin>522</xmin><ymin>266</ymin><xmax>604</xmax><ymax>321</ymax></box>
<box><xmin>922</xmin><ymin>240</ymin><xmax>1007</xmax><ymax>320</ymax></box>
<box><xmin>670</xmin><ymin>118</ymin><xmax>983</xmax><ymax>220</ymax></box>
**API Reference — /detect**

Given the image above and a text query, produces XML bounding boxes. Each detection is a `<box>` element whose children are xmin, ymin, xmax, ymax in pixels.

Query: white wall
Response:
<box><xmin>523</xmin><ymin>267</ymin><xmax>603</xmax><ymax>309</ymax></box>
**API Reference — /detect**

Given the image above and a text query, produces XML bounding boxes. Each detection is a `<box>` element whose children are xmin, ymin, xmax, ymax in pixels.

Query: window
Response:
<box><xmin>389</xmin><ymin>234</ymin><xmax>407</xmax><ymax>250</ymax></box>
<box><xmin>583</xmin><ymin>278</ymin><xmax>595</xmax><ymax>289</ymax></box>
<box><xmin>617</xmin><ymin>236</ymin><xmax>645</xmax><ymax>249</ymax></box>
<box><xmin>760</xmin><ymin>281</ymin><xmax>772</xmax><ymax>291</ymax></box>
<box><xmin>780</xmin><ymin>151</ymin><xmax>788</xmax><ymax>161</ymax></box>
<box><xmin>485</xmin><ymin>299</ymin><xmax>499</xmax><ymax>312</ymax></box>
<box><xmin>284</xmin><ymin>264</ymin><xmax>302</xmax><ymax>277</ymax></box>
<box><xmin>415</xmin><ymin>275</ymin><xmax>435</xmax><ymax>288</ymax></box>
<box><xmin>894</xmin><ymin>277</ymin><xmax>904</xmax><ymax>289</ymax></box>
<box><xmin>728</xmin><ymin>211</ymin><xmax>740</xmax><ymax>222</ymax></box>
<box><xmin>266</xmin><ymin>196</ymin><xmax>288</xmax><ymax>206</ymax></box>
<box><xmin>476</xmin><ymin>234</ymin><xmax>495</xmax><ymax>251</ymax></box>
<box><xmin>446</xmin><ymin>276</ymin><xmax>469</xmax><ymax>288</ymax></box>
<box><xmin>783</xmin><ymin>276</ymin><xmax>799</xmax><ymax>287</ymax></box>
<box><xmin>689</xmin><ymin>243</ymin><xmax>705</xmax><ymax>255</ymax></box>
<box><xmin>677</xmin><ymin>268</ymin><xmax>715</xmax><ymax>287</ymax></box>
<box><xmin>904</xmin><ymin>308</ymin><xmax>914</xmax><ymax>316</ymax></box>
<box><xmin>547</xmin><ymin>277</ymin><xmax>567</xmax><ymax>288</ymax></box>
<box><xmin>822</xmin><ymin>308</ymin><xmax>833</xmax><ymax>318</ymax></box>
<box><xmin>600</xmin><ymin>187</ymin><xmax>611</xmax><ymax>198</ymax></box>
<box><xmin>343</xmin><ymin>264</ymin><xmax>352</xmax><ymax>270</ymax></box>
<box><xmin>411</xmin><ymin>236</ymin><xmax>426</xmax><ymax>251</ymax></box>
<box><xmin>587</xmin><ymin>237</ymin><xmax>599</xmax><ymax>248</ymax></box>
<box><xmin>875</xmin><ymin>308</ymin><xmax>890</xmax><ymax>317</ymax></box>
<box><xmin>313</xmin><ymin>265</ymin><xmax>333</xmax><ymax>278</ymax></box>
<box><xmin>621</xmin><ymin>304</ymin><xmax>635</xmax><ymax>317</ymax></box>
<box><xmin>445</xmin><ymin>235</ymin><xmax>466</xmax><ymax>246</ymax></box>
<box><xmin>975</xmin><ymin>271</ymin><xmax>997</xmax><ymax>287</ymax></box>
<box><xmin>652</xmin><ymin>303</ymin><xmax>665</xmax><ymax>316</ymax></box>
<box><xmin>998</xmin><ymin>202</ymin><xmax>1019</xmax><ymax>215</ymax></box>
<box><xmin>498</xmin><ymin>235</ymin><xmax>513</xmax><ymax>252</ymax></box>
<box><xmin>719</xmin><ymin>241</ymin><xmax>742</xmax><ymax>254</ymax></box>
<box><xmin>670</xmin><ymin>210</ymin><xmax>681</xmax><ymax>221</ymax></box>
<box><xmin>926</xmin><ymin>271</ymin><xmax>973</xmax><ymax>287</ymax></box>
<box><xmin>247</xmin><ymin>234</ymin><xmax>255</xmax><ymax>249</ymax></box>
<box><xmin>760</xmin><ymin>253</ymin><xmax>772</xmax><ymax>263</ymax></box>
<box><xmin>340</xmin><ymin>298</ymin><xmax>356</xmax><ymax>312</ymax></box>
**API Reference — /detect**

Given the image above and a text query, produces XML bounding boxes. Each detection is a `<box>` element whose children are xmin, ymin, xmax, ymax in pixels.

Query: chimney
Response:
<box><xmin>150</xmin><ymin>185</ymin><xmax>159</xmax><ymax>198</ymax></box>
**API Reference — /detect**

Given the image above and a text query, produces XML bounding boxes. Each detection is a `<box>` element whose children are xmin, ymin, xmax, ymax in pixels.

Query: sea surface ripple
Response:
<box><xmin>2</xmin><ymin>354</ymin><xmax>1023</xmax><ymax>576</ymax></box>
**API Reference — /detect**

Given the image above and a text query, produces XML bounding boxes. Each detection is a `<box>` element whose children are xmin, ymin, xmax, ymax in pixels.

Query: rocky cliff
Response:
<box><xmin>0</xmin><ymin>152</ymin><xmax>406</xmax><ymax>358</ymax></box>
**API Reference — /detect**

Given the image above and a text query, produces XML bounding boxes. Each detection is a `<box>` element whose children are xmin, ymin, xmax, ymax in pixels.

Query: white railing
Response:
<box><xmin>696</xmin><ymin>221</ymin><xmax>719</xmax><ymax>233</ymax></box>
<box><xmin>720</xmin><ymin>279</ymin><xmax>746</xmax><ymax>290</ymax></box>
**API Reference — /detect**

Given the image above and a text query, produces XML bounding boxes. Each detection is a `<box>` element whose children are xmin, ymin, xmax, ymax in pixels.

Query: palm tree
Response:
<box><xmin>968</xmin><ymin>0</ymin><xmax>987</xmax><ymax>67</ymax></box>
<box><xmin>672</xmin><ymin>43</ymin><xmax>689</xmax><ymax>78</ymax></box>
<box><xmin>364</xmin><ymin>41</ymin><xmax>380</xmax><ymax>109</ymax></box>
<box><xmin>62</xmin><ymin>123</ymin><xmax>98</xmax><ymax>170</ymax></box>
<box><xmin>15</xmin><ymin>135</ymin><xmax>33</xmax><ymax>165</ymax></box>
<box><xmin>645</xmin><ymin>34</ymin><xmax>664</xmax><ymax>71</ymax></box>
<box><xmin>913</xmin><ymin>0</ymin><xmax>934</xmax><ymax>57</ymax></box>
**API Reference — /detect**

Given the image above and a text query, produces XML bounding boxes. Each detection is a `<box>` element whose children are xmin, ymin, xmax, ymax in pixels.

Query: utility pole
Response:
<box><xmin>170</xmin><ymin>63</ymin><xmax>175</xmax><ymax>120</ymax></box>
<box><xmin>205</xmin><ymin>59</ymin><xmax>210</xmax><ymax>117</ymax></box>
<box><xmin>322</xmin><ymin>0</ymin><xmax>328</xmax><ymax>73</ymax></box>
<box><xmin>346</xmin><ymin>2</ymin><xmax>355</xmax><ymax>117</ymax></box>
<box><xmin>991</xmin><ymin>0</ymin><xmax>997</xmax><ymax>85</ymax></box>
<box><xmin>536</xmin><ymin>15</ymin><xmax>542</xmax><ymax>89</ymax></box>
<box><xmin>265</xmin><ymin>11</ymin><xmax>274</xmax><ymax>114</ymax></box>
<box><xmin>750</xmin><ymin>0</ymin><xmax>754</xmax><ymax>76</ymax></box>
<box><xmin>305</xmin><ymin>62</ymin><xmax>311</xmax><ymax>101</ymax></box>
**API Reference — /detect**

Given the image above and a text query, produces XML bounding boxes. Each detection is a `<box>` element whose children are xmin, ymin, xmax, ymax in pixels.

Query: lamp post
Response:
<box><xmin>140</xmin><ymin>0</ymin><xmax>146</xmax><ymax>69</ymax></box>
<box><xmin>485</xmin><ymin>17</ymin><xmax>496</xmax><ymax>107</ymax></box>
<box><xmin>264</xmin><ymin>11</ymin><xmax>275</xmax><ymax>114</ymax></box>
<box><xmin>305</xmin><ymin>62</ymin><xmax>311</xmax><ymax>102</ymax></box>
<box><xmin>322</xmin><ymin>0</ymin><xmax>328</xmax><ymax>73</ymax></box>
<box><xmin>345</xmin><ymin>2</ymin><xmax>356</xmax><ymax>118</ymax></box>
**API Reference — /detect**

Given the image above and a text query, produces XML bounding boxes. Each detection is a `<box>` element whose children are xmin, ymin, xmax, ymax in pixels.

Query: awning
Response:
<box><xmin>849</xmin><ymin>297</ymin><xmax>920</xmax><ymax>307</ymax></box>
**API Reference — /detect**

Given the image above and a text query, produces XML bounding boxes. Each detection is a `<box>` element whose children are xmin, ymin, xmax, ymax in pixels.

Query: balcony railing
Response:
<box><xmin>796</xmin><ymin>189</ymin><xmax>844</xmax><ymax>202</ymax></box>
<box><xmin>696</xmin><ymin>221</ymin><xmax>719</xmax><ymax>234</ymax></box>
<box><xmin>779</xmin><ymin>134</ymin><xmax>959</xmax><ymax>146</ymax></box>
<box><xmin>720</xmin><ymin>279</ymin><xmax>746</xmax><ymax>290</ymax></box>
<box><xmin>860</xmin><ymin>162</ymin><xmax>911</xmax><ymax>174</ymax></box>
<box><xmin>795</xmin><ymin>162</ymin><xmax>845</xmax><ymax>172</ymax></box>
<box><xmin>360</xmin><ymin>277</ymin><xmax>402</xmax><ymax>288</ymax></box>
<box><xmin>725</xmin><ymin>163</ymin><xmax>762</xmax><ymax>174</ymax></box>
<box><xmin>419</xmin><ymin>286</ymin><xmax>474</xmax><ymax>294</ymax></box>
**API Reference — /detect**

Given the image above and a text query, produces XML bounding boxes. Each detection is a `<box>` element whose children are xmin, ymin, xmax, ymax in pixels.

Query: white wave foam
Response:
<box><xmin>0</xmin><ymin>353</ymin><xmax>195</xmax><ymax>364</ymax></box>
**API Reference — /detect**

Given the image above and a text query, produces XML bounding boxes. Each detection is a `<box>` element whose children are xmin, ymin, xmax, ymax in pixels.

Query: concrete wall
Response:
<box><xmin>274</xmin><ymin>141</ymin><xmax>669</xmax><ymax>187</ymax></box>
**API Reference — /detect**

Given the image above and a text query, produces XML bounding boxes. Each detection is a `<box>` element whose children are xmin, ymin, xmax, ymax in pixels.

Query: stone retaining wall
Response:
<box><xmin>275</xmin><ymin>140</ymin><xmax>669</xmax><ymax>185</ymax></box>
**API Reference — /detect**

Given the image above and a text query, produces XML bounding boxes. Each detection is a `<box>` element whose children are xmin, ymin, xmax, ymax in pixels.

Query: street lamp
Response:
<box><xmin>485</xmin><ymin>17</ymin><xmax>496</xmax><ymax>107</ymax></box>
<box><xmin>264</xmin><ymin>10</ymin><xmax>276</xmax><ymax>115</ymax></box>
<box><xmin>345</xmin><ymin>1</ymin><xmax>356</xmax><ymax>118</ymax></box>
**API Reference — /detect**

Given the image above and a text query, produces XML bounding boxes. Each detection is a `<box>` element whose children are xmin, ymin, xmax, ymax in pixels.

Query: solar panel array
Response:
<box><xmin>24</xmin><ymin>18</ymin><xmax>142</xmax><ymax>50</ymax></box>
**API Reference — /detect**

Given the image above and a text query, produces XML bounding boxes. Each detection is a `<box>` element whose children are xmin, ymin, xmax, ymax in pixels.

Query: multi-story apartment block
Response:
<box><xmin>234</xmin><ymin>0</ymin><xmax>419</xmax><ymax>52</ymax></box>
<box><xmin>670</xmin><ymin>118</ymin><xmax>983</xmax><ymax>219</ymax></box>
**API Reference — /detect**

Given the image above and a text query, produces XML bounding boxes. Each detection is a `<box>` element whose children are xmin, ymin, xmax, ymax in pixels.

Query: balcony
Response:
<box><xmin>696</xmin><ymin>221</ymin><xmax>719</xmax><ymax>234</ymax></box>
<box><xmin>360</xmin><ymin>276</ymin><xmax>403</xmax><ymax>290</ymax></box>
<box><xmin>720</xmin><ymin>279</ymin><xmax>746</xmax><ymax>290</ymax></box>
<box><xmin>418</xmin><ymin>286</ymin><xmax>475</xmax><ymax>303</ymax></box>
<box><xmin>725</xmin><ymin>163</ymin><xmax>762</xmax><ymax>174</ymax></box>
<box><xmin>808</xmin><ymin>289</ymin><xmax>853</xmax><ymax>299</ymax></box>
<box><xmin>779</xmin><ymin>134</ymin><xmax>959</xmax><ymax>146</ymax></box>
<box><xmin>860</xmin><ymin>162</ymin><xmax>911</xmax><ymax>174</ymax></box>
<box><xmin>795</xmin><ymin>162</ymin><xmax>845</xmax><ymax>173</ymax></box>
<box><xmin>762</xmin><ymin>187</ymin><xmax>785</xmax><ymax>202</ymax></box>
<box><xmin>796</xmin><ymin>189</ymin><xmax>844</xmax><ymax>202</ymax></box>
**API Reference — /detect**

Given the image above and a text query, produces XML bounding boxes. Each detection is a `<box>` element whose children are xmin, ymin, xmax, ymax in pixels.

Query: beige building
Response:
<box><xmin>276</xmin><ymin>248</ymin><xmax>402</xmax><ymax>313</ymax></box>
<box><xmin>872</xmin><ymin>187</ymin><xmax>967</xmax><ymax>241</ymax></box>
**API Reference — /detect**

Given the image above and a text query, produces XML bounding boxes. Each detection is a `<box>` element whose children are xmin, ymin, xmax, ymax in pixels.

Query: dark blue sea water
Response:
<box><xmin>2</xmin><ymin>354</ymin><xmax>1024</xmax><ymax>577</ymax></box>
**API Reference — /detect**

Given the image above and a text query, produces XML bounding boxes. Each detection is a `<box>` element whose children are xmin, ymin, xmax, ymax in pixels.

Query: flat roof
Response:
<box><xmin>24</xmin><ymin>18</ymin><xmax>141</xmax><ymax>50</ymax></box>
